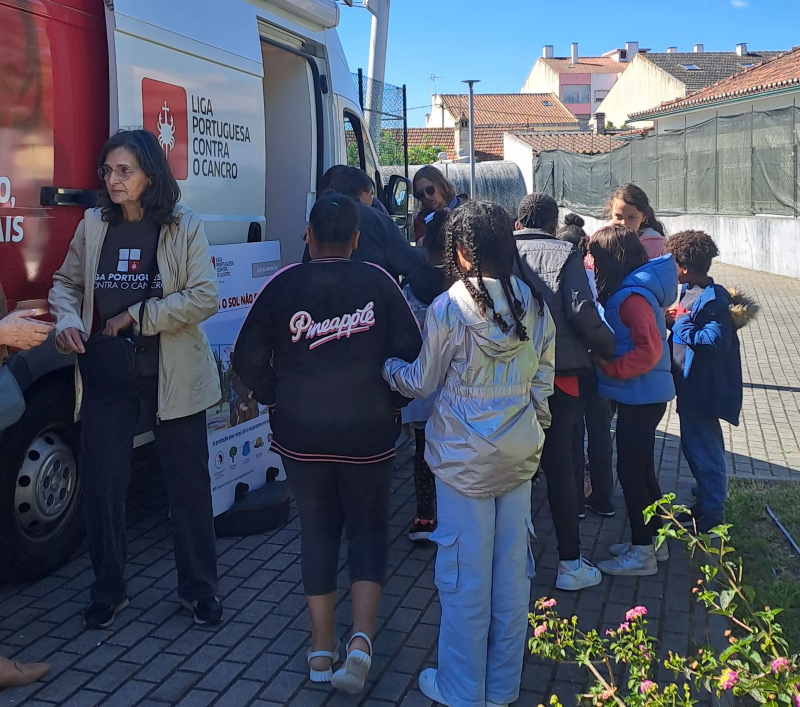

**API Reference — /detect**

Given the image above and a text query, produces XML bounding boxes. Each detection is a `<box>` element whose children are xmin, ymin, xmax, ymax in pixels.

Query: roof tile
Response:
<box><xmin>437</xmin><ymin>93</ymin><xmax>577</xmax><ymax>126</ymax></box>
<box><xmin>641</xmin><ymin>51</ymin><xmax>781</xmax><ymax>91</ymax></box>
<box><xmin>632</xmin><ymin>47</ymin><xmax>800</xmax><ymax>118</ymax></box>
<box><xmin>540</xmin><ymin>57</ymin><xmax>628</xmax><ymax>75</ymax></box>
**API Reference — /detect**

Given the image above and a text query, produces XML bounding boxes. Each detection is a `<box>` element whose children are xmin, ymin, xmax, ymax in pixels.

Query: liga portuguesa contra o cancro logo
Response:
<box><xmin>142</xmin><ymin>78</ymin><xmax>189</xmax><ymax>180</ymax></box>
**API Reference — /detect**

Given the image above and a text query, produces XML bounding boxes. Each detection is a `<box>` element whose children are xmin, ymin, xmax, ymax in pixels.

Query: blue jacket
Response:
<box><xmin>672</xmin><ymin>281</ymin><xmax>743</xmax><ymax>425</ymax></box>
<box><xmin>597</xmin><ymin>255</ymin><xmax>677</xmax><ymax>405</ymax></box>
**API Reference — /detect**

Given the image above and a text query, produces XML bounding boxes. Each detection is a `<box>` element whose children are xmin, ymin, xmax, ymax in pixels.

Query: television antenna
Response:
<box><xmin>430</xmin><ymin>74</ymin><xmax>445</xmax><ymax>98</ymax></box>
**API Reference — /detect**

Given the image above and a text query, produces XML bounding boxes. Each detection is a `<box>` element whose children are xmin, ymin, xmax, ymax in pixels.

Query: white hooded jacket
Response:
<box><xmin>383</xmin><ymin>275</ymin><xmax>556</xmax><ymax>499</ymax></box>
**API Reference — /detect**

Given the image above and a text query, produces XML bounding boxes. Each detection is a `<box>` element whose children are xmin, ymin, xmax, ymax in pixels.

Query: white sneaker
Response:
<box><xmin>598</xmin><ymin>545</ymin><xmax>658</xmax><ymax>576</ymax></box>
<box><xmin>556</xmin><ymin>557</ymin><xmax>602</xmax><ymax>591</ymax></box>
<box><xmin>418</xmin><ymin>669</ymin><xmax>454</xmax><ymax>707</ymax></box>
<box><xmin>610</xmin><ymin>541</ymin><xmax>669</xmax><ymax>562</ymax></box>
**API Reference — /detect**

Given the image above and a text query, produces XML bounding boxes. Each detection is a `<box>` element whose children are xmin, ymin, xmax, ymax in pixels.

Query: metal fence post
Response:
<box><xmin>793</xmin><ymin>98</ymin><xmax>798</xmax><ymax>218</ymax></box>
<box><xmin>714</xmin><ymin>112</ymin><xmax>719</xmax><ymax>214</ymax></box>
<box><xmin>683</xmin><ymin>118</ymin><xmax>688</xmax><ymax>213</ymax></box>
<box><xmin>402</xmin><ymin>85</ymin><xmax>409</xmax><ymax>181</ymax></box>
<box><xmin>357</xmin><ymin>68</ymin><xmax>365</xmax><ymax>111</ymax></box>
<box><xmin>750</xmin><ymin>106</ymin><xmax>755</xmax><ymax>214</ymax></box>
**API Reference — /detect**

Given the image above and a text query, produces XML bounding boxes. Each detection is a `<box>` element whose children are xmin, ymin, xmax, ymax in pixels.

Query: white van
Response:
<box><xmin>0</xmin><ymin>0</ymin><xmax>408</xmax><ymax>579</ymax></box>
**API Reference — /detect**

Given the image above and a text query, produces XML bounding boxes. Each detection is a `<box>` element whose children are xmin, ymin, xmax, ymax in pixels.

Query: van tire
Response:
<box><xmin>214</xmin><ymin>480</ymin><xmax>290</xmax><ymax>537</ymax></box>
<box><xmin>0</xmin><ymin>379</ymin><xmax>84</xmax><ymax>581</ymax></box>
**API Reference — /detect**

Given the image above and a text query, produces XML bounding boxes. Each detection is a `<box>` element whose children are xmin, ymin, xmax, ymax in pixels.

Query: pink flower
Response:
<box><xmin>534</xmin><ymin>624</ymin><xmax>547</xmax><ymax>638</ymax></box>
<box><xmin>605</xmin><ymin>629</ymin><xmax>614</xmax><ymax>636</ymax></box>
<box><xmin>794</xmin><ymin>693</ymin><xmax>800</xmax><ymax>707</ymax></box>
<box><xmin>772</xmin><ymin>657</ymin><xmax>790</xmax><ymax>674</ymax></box>
<box><xmin>625</xmin><ymin>606</ymin><xmax>648</xmax><ymax>621</ymax></box>
<box><xmin>618</xmin><ymin>622</ymin><xmax>631</xmax><ymax>632</ymax></box>
<box><xmin>718</xmin><ymin>669</ymin><xmax>738</xmax><ymax>690</ymax></box>
<box><xmin>639</xmin><ymin>681</ymin><xmax>657</xmax><ymax>694</ymax></box>
<box><xmin>541</xmin><ymin>599</ymin><xmax>557</xmax><ymax>608</ymax></box>
<box><xmin>600</xmin><ymin>689</ymin><xmax>615</xmax><ymax>700</ymax></box>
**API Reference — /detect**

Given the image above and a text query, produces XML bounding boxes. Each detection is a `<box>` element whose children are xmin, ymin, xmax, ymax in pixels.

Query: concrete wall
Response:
<box><xmin>653</xmin><ymin>91</ymin><xmax>800</xmax><ymax>133</ymax></box>
<box><xmin>565</xmin><ymin>209</ymin><xmax>800</xmax><ymax>280</ymax></box>
<box><xmin>503</xmin><ymin>134</ymin><xmax>536</xmax><ymax>194</ymax></box>
<box><xmin>597</xmin><ymin>53</ymin><xmax>686</xmax><ymax>128</ymax></box>
<box><xmin>521</xmin><ymin>60</ymin><xmax>559</xmax><ymax>95</ymax></box>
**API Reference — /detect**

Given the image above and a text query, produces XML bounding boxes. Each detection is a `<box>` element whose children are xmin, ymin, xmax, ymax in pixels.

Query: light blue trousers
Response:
<box><xmin>431</xmin><ymin>478</ymin><xmax>536</xmax><ymax>707</ymax></box>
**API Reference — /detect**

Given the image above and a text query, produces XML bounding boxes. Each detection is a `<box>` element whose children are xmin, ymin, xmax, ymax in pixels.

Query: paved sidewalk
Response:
<box><xmin>0</xmin><ymin>263</ymin><xmax>797</xmax><ymax>707</ymax></box>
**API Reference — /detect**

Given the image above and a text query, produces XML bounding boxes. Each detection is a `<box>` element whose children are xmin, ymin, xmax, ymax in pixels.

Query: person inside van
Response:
<box><xmin>319</xmin><ymin>164</ymin><xmax>388</xmax><ymax>215</ymax></box>
<box><xmin>309</xmin><ymin>166</ymin><xmax>424</xmax><ymax>279</ymax></box>
<box><xmin>49</xmin><ymin>129</ymin><xmax>223</xmax><ymax>630</ymax></box>
<box><xmin>412</xmin><ymin>166</ymin><xmax>468</xmax><ymax>243</ymax></box>
<box><xmin>233</xmin><ymin>193</ymin><xmax>422</xmax><ymax>695</ymax></box>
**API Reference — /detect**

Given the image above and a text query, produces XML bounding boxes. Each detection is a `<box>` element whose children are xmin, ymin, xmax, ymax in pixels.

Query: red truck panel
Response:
<box><xmin>0</xmin><ymin>0</ymin><xmax>107</xmax><ymax>309</ymax></box>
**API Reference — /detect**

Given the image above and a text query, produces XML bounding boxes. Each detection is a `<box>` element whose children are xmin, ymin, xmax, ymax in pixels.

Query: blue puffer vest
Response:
<box><xmin>597</xmin><ymin>255</ymin><xmax>678</xmax><ymax>405</ymax></box>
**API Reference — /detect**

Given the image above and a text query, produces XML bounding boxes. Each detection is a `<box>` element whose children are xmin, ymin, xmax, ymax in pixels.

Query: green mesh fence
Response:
<box><xmin>535</xmin><ymin>104</ymin><xmax>800</xmax><ymax>218</ymax></box>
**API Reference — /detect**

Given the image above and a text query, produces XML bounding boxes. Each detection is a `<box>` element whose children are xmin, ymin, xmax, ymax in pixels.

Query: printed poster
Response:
<box><xmin>200</xmin><ymin>241</ymin><xmax>283</xmax><ymax>516</ymax></box>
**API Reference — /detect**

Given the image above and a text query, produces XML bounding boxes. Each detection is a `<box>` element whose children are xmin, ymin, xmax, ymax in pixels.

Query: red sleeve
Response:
<box><xmin>602</xmin><ymin>294</ymin><xmax>662</xmax><ymax>380</ymax></box>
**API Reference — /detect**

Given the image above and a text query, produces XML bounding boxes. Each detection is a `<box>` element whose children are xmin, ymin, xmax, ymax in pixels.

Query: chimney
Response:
<box><xmin>667</xmin><ymin>47</ymin><xmax>677</xmax><ymax>54</ymax></box>
<box><xmin>454</xmin><ymin>113</ymin><xmax>469</xmax><ymax>155</ymax></box>
<box><xmin>625</xmin><ymin>41</ymin><xmax>639</xmax><ymax>61</ymax></box>
<box><xmin>694</xmin><ymin>43</ymin><xmax>704</xmax><ymax>53</ymax></box>
<box><xmin>571</xmin><ymin>42</ymin><xmax>579</xmax><ymax>64</ymax></box>
<box><xmin>594</xmin><ymin>112</ymin><xmax>606</xmax><ymax>135</ymax></box>
<box><xmin>543</xmin><ymin>45</ymin><xmax>554</xmax><ymax>59</ymax></box>
<box><xmin>736</xmin><ymin>42</ymin><xmax>747</xmax><ymax>56</ymax></box>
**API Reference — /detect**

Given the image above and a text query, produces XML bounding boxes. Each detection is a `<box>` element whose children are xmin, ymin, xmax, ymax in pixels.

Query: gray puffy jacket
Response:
<box><xmin>514</xmin><ymin>228</ymin><xmax>615</xmax><ymax>375</ymax></box>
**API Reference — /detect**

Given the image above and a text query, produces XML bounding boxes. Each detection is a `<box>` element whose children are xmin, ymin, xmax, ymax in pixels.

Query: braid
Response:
<box><xmin>445</xmin><ymin>199</ymin><xmax>547</xmax><ymax>340</ymax></box>
<box><xmin>501</xmin><ymin>276</ymin><xmax>528</xmax><ymax>341</ymax></box>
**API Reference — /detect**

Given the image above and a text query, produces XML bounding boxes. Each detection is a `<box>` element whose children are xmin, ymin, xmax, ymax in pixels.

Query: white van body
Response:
<box><xmin>108</xmin><ymin>0</ymin><xmax>379</xmax><ymax>264</ymax></box>
<box><xmin>0</xmin><ymin>0</ymin><xmax>382</xmax><ymax>579</ymax></box>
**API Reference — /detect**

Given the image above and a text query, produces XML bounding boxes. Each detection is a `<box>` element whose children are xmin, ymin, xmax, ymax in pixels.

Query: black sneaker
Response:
<box><xmin>585</xmin><ymin>497</ymin><xmax>616</xmax><ymax>518</ymax></box>
<box><xmin>408</xmin><ymin>517</ymin><xmax>437</xmax><ymax>542</ymax></box>
<box><xmin>181</xmin><ymin>597</ymin><xmax>223</xmax><ymax>625</ymax></box>
<box><xmin>83</xmin><ymin>598</ymin><xmax>129</xmax><ymax>629</ymax></box>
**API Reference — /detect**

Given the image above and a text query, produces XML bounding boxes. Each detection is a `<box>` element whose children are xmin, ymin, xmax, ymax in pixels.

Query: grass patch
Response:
<box><xmin>726</xmin><ymin>478</ymin><xmax>800</xmax><ymax>651</ymax></box>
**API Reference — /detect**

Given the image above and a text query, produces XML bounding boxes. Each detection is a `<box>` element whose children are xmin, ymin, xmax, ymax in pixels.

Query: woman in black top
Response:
<box><xmin>233</xmin><ymin>194</ymin><xmax>421</xmax><ymax>694</ymax></box>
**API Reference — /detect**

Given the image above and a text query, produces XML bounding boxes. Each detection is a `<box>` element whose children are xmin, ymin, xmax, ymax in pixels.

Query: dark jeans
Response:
<box><xmin>542</xmin><ymin>385</ymin><xmax>583</xmax><ymax>561</ymax></box>
<box><xmin>615</xmin><ymin>402</ymin><xmax>667</xmax><ymax>546</ymax></box>
<box><xmin>572</xmin><ymin>388</ymin><xmax>614</xmax><ymax>511</ymax></box>
<box><xmin>679</xmin><ymin>411</ymin><xmax>727</xmax><ymax>520</ymax></box>
<box><xmin>81</xmin><ymin>376</ymin><xmax>218</xmax><ymax>605</ymax></box>
<box><xmin>282</xmin><ymin>457</ymin><xmax>393</xmax><ymax>596</ymax></box>
<box><xmin>413</xmin><ymin>427</ymin><xmax>436</xmax><ymax>520</ymax></box>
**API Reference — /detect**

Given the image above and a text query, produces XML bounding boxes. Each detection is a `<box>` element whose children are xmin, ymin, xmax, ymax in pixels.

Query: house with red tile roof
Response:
<box><xmin>425</xmin><ymin>92</ymin><xmax>578</xmax><ymax>130</ymax></box>
<box><xmin>521</xmin><ymin>43</ymin><xmax>640</xmax><ymax>127</ymax></box>
<box><xmin>628</xmin><ymin>46</ymin><xmax>800</xmax><ymax>132</ymax></box>
<box><xmin>598</xmin><ymin>44</ymin><xmax>783</xmax><ymax>128</ymax></box>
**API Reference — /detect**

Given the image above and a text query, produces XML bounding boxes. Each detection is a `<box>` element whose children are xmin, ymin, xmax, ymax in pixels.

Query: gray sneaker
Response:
<box><xmin>610</xmin><ymin>541</ymin><xmax>669</xmax><ymax>562</ymax></box>
<box><xmin>598</xmin><ymin>545</ymin><xmax>658</xmax><ymax>576</ymax></box>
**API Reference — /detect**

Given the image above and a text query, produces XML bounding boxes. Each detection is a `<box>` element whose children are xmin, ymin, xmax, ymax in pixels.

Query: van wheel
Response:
<box><xmin>0</xmin><ymin>380</ymin><xmax>84</xmax><ymax>580</ymax></box>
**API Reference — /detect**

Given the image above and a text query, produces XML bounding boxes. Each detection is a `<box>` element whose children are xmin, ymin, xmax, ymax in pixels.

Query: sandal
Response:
<box><xmin>307</xmin><ymin>638</ymin><xmax>341</xmax><ymax>683</ymax></box>
<box><xmin>331</xmin><ymin>632</ymin><xmax>372</xmax><ymax>694</ymax></box>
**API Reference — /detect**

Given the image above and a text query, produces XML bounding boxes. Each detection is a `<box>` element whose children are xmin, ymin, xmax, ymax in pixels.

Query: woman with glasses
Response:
<box><xmin>49</xmin><ymin>130</ymin><xmax>222</xmax><ymax>630</ymax></box>
<box><xmin>412</xmin><ymin>166</ymin><xmax>468</xmax><ymax>243</ymax></box>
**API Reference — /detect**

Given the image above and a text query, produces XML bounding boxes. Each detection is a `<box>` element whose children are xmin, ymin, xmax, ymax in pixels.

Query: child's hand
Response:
<box><xmin>590</xmin><ymin>352</ymin><xmax>609</xmax><ymax>369</ymax></box>
<box><xmin>665</xmin><ymin>305</ymin><xmax>678</xmax><ymax>327</ymax></box>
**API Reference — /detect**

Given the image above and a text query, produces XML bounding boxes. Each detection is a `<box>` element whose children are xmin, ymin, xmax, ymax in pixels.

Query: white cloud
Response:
<box><xmin>731</xmin><ymin>0</ymin><xmax>747</xmax><ymax>6</ymax></box>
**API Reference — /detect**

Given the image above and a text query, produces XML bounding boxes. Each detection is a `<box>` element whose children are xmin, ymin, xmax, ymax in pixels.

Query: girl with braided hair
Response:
<box><xmin>383</xmin><ymin>200</ymin><xmax>556</xmax><ymax>707</ymax></box>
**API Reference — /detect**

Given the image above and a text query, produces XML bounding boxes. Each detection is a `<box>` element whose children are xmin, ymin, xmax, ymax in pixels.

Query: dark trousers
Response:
<box><xmin>282</xmin><ymin>457</ymin><xmax>394</xmax><ymax>596</ymax></box>
<box><xmin>679</xmin><ymin>412</ymin><xmax>727</xmax><ymax>521</ymax></box>
<box><xmin>572</xmin><ymin>389</ymin><xmax>614</xmax><ymax>510</ymax></box>
<box><xmin>413</xmin><ymin>427</ymin><xmax>436</xmax><ymax>520</ymax></box>
<box><xmin>615</xmin><ymin>402</ymin><xmax>667</xmax><ymax>546</ymax></box>
<box><xmin>81</xmin><ymin>377</ymin><xmax>218</xmax><ymax>605</ymax></box>
<box><xmin>541</xmin><ymin>386</ymin><xmax>583</xmax><ymax>561</ymax></box>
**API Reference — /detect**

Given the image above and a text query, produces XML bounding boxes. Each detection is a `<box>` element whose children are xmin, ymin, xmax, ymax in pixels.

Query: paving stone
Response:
<box><xmin>213</xmin><ymin>678</ymin><xmax>263</xmax><ymax>707</ymax></box>
<box><xmin>259</xmin><ymin>669</ymin><xmax>306</xmax><ymax>702</ymax></box>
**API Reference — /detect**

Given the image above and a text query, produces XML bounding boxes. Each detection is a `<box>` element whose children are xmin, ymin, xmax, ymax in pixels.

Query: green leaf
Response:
<box><xmin>720</xmin><ymin>589</ymin><xmax>735</xmax><ymax>610</ymax></box>
<box><xmin>750</xmin><ymin>689</ymin><xmax>768</xmax><ymax>703</ymax></box>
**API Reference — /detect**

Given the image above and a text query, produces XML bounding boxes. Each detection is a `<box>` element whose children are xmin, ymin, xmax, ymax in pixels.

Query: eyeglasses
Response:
<box><xmin>414</xmin><ymin>185</ymin><xmax>436</xmax><ymax>201</ymax></box>
<box><xmin>97</xmin><ymin>165</ymin><xmax>138</xmax><ymax>182</ymax></box>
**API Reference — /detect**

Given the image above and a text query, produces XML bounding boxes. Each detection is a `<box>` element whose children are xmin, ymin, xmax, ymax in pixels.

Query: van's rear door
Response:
<box><xmin>105</xmin><ymin>0</ymin><xmax>267</xmax><ymax>245</ymax></box>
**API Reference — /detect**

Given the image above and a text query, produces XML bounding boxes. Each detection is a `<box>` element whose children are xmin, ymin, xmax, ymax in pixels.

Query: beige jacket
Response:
<box><xmin>49</xmin><ymin>205</ymin><xmax>221</xmax><ymax>421</ymax></box>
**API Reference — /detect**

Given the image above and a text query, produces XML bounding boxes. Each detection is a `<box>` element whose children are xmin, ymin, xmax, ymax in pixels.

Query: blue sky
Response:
<box><xmin>336</xmin><ymin>0</ymin><xmax>798</xmax><ymax>127</ymax></box>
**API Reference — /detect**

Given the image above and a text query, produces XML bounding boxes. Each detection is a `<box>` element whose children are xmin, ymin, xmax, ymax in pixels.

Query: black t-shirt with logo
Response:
<box><xmin>94</xmin><ymin>221</ymin><xmax>163</xmax><ymax>329</ymax></box>
<box><xmin>94</xmin><ymin>221</ymin><xmax>164</xmax><ymax>375</ymax></box>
